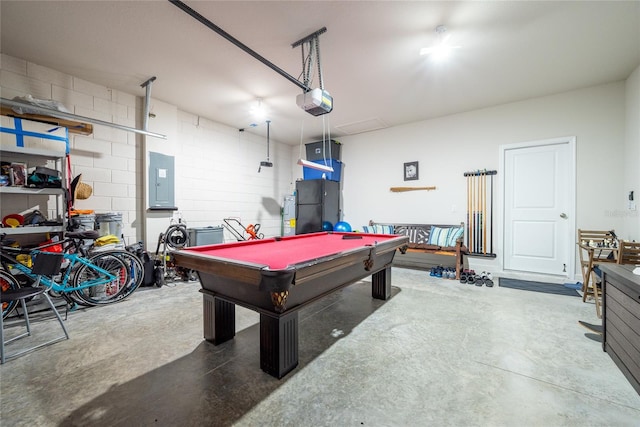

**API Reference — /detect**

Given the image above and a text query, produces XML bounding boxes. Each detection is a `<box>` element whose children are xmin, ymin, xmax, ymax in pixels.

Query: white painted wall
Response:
<box><xmin>2</xmin><ymin>53</ymin><xmax>636</xmax><ymax>275</ymax></box>
<box><xmin>338</xmin><ymin>81</ymin><xmax>630</xmax><ymax>276</ymax></box>
<box><xmin>624</xmin><ymin>65</ymin><xmax>640</xmax><ymax>240</ymax></box>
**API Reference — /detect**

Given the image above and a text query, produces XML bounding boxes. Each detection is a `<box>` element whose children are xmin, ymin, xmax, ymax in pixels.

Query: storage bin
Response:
<box><xmin>69</xmin><ymin>214</ymin><xmax>96</xmax><ymax>231</ymax></box>
<box><xmin>302</xmin><ymin>159</ymin><xmax>342</xmax><ymax>182</ymax></box>
<box><xmin>188</xmin><ymin>226</ymin><xmax>224</xmax><ymax>246</ymax></box>
<box><xmin>95</xmin><ymin>213</ymin><xmax>124</xmax><ymax>240</ymax></box>
<box><xmin>305</xmin><ymin>140</ymin><xmax>341</xmax><ymax>161</ymax></box>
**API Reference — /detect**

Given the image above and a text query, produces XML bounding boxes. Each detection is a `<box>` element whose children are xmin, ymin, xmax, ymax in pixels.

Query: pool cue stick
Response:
<box><xmin>472</xmin><ymin>172</ymin><xmax>475</xmax><ymax>253</ymax></box>
<box><xmin>470</xmin><ymin>173</ymin><xmax>475</xmax><ymax>253</ymax></box>
<box><xmin>478</xmin><ymin>172</ymin><xmax>481</xmax><ymax>252</ymax></box>
<box><xmin>476</xmin><ymin>171</ymin><xmax>481</xmax><ymax>253</ymax></box>
<box><xmin>490</xmin><ymin>173</ymin><xmax>494</xmax><ymax>254</ymax></box>
<box><xmin>474</xmin><ymin>171</ymin><xmax>478</xmax><ymax>253</ymax></box>
<box><xmin>473</xmin><ymin>172</ymin><xmax>478</xmax><ymax>252</ymax></box>
<box><xmin>480</xmin><ymin>171</ymin><xmax>487</xmax><ymax>254</ymax></box>
<box><xmin>480</xmin><ymin>172</ymin><xmax>485</xmax><ymax>253</ymax></box>
<box><xmin>476</xmin><ymin>170</ymin><xmax>482</xmax><ymax>253</ymax></box>
<box><xmin>483</xmin><ymin>171</ymin><xmax>487</xmax><ymax>254</ymax></box>
<box><xmin>478</xmin><ymin>170</ymin><xmax>481</xmax><ymax>253</ymax></box>
<box><xmin>477</xmin><ymin>170</ymin><xmax>481</xmax><ymax>253</ymax></box>
<box><xmin>468</xmin><ymin>173</ymin><xmax>471</xmax><ymax>252</ymax></box>
<box><xmin>482</xmin><ymin>169</ymin><xmax>487</xmax><ymax>254</ymax></box>
<box><xmin>466</xmin><ymin>174</ymin><xmax>471</xmax><ymax>249</ymax></box>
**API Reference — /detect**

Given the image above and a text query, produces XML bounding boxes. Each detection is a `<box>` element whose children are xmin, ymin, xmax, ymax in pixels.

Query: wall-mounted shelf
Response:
<box><xmin>1</xmin><ymin>225</ymin><xmax>65</xmax><ymax>236</ymax></box>
<box><xmin>0</xmin><ymin>186</ymin><xmax>65</xmax><ymax>196</ymax></box>
<box><xmin>1</xmin><ymin>145</ymin><xmax>67</xmax><ymax>158</ymax></box>
<box><xmin>0</xmin><ymin>105</ymin><xmax>93</xmax><ymax>136</ymax></box>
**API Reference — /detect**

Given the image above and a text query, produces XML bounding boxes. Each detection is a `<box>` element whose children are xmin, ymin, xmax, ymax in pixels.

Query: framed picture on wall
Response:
<box><xmin>404</xmin><ymin>161</ymin><xmax>419</xmax><ymax>181</ymax></box>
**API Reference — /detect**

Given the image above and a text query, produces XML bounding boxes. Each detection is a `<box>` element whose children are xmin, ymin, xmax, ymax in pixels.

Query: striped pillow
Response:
<box><xmin>428</xmin><ymin>226</ymin><xmax>463</xmax><ymax>247</ymax></box>
<box><xmin>395</xmin><ymin>225</ymin><xmax>429</xmax><ymax>244</ymax></box>
<box><xmin>362</xmin><ymin>224</ymin><xmax>394</xmax><ymax>234</ymax></box>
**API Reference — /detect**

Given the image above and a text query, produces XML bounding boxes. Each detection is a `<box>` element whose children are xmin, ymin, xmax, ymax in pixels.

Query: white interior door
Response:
<box><xmin>503</xmin><ymin>137</ymin><xmax>575</xmax><ymax>277</ymax></box>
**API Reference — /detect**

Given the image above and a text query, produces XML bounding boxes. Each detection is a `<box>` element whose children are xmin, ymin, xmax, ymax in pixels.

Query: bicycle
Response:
<box><xmin>89</xmin><ymin>245</ymin><xmax>145</xmax><ymax>298</ymax></box>
<box><xmin>1</xmin><ymin>232</ymin><xmax>131</xmax><ymax>319</ymax></box>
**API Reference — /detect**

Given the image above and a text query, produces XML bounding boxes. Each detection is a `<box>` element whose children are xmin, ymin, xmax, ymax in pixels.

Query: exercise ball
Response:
<box><xmin>322</xmin><ymin>221</ymin><xmax>333</xmax><ymax>231</ymax></box>
<box><xmin>333</xmin><ymin>221</ymin><xmax>352</xmax><ymax>232</ymax></box>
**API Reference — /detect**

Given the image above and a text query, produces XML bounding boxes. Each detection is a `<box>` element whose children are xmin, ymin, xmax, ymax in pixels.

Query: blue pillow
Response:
<box><xmin>362</xmin><ymin>224</ymin><xmax>393</xmax><ymax>234</ymax></box>
<box><xmin>428</xmin><ymin>226</ymin><xmax>463</xmax><ymax>247</ymax></box>
<box><xmin>446</xmin><ymin>227</ymin><xmax>464</xmax><ymax>246</ymax></box>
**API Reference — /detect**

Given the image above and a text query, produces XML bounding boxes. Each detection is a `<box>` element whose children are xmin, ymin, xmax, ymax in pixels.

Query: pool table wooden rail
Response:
<box><xmin>172</xmin><ymin>234</ymin><xmax>406</xmax><ymax>294</ymax></box>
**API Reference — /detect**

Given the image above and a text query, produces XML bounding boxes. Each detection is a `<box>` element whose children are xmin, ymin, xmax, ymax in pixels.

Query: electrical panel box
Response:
<box><xmin>148</xmin><ymin>151</ymin><xmax>176</xmax><ymax>210</ymax></box>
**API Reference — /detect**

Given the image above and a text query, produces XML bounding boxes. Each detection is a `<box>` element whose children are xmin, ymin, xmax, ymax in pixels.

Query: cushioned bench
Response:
<box><xmin>364</xmin><ymin>220</ymin><xmax>467</xmax><ymax>279</ymax></box>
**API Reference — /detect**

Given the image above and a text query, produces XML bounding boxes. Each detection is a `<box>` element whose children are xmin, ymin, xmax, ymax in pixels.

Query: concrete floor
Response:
<box><xmin>1</xmin><ymin>267</ymin><xmax>639</xmax><ymax>426</ymax></box>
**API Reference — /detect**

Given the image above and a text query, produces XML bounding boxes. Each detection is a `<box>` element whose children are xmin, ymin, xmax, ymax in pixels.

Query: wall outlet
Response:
<box><xmin>629</xmin><ymin>201</ymin><xmax>636</xmax><ymax>211</ymax></box>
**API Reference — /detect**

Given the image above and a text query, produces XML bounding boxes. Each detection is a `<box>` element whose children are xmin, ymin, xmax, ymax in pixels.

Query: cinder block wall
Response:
<box><xmin>1</xmin><ymin>54</ymin><xmax>139</xmax><ymax>243</ymax></box>
<box><xmin>1</xmin><ymin>54</ymin><xmax>295</xmax><ymax>246</ymax></box>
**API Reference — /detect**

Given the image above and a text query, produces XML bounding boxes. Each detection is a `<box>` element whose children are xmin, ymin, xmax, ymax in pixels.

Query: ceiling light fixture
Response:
<box><xmin>297</xmin><ymin>158</ymin><xmax>334</xmax><ymax>173</ymax></box>
<box><xmin>419</xmin><ymin>25</ymin><xmax>460</xmax><ymax>61</ymax></box>
<box><xmin>250</xmin><ymin>98</ymin><xmax>267</xmax><ymax>121</ymax></box>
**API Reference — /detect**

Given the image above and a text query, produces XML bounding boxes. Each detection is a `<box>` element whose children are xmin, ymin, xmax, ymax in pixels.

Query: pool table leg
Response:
<box><xmin>202</xmin><ymin>293</ymin><xmax>236</xmax><ymax>345</ymax></box>
<box><xmin>260</xmin><ymin>311</ymin><xmax>299</xmax><ymax>379</ymax></box>
<box><xmin>372</xmin><ymin>266</ymin><xmax>392</xmax><ymax>300</ymax></box>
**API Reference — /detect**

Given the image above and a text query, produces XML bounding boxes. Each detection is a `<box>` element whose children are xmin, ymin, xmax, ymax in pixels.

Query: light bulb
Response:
<box><xmin>250</xmin><ymin>99</ymin><xmax>267</xmax><ymax>120</ymax></box>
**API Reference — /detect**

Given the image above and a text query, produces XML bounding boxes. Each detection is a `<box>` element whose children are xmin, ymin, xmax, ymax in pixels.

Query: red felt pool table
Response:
<box><xmin>173</xmin><ymin>231</ymin><xmax>409</xmax><ymax>378</ymax></box>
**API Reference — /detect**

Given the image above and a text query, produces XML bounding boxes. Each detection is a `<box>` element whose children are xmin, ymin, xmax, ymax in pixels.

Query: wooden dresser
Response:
<box><xmin>600</xmin><ymin>264</ymin><xmax>640</xmax><ymax>395</ymax></box>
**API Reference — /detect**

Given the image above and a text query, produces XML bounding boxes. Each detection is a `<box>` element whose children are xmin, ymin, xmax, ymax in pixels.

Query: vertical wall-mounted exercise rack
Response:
<box><xmin>464</xmin><ymin>170</ymin><xmax>497</xmax><ymax>257</ymax></box>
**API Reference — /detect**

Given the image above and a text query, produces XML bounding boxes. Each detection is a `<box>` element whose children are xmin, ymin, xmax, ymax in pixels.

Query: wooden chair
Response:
<box><xmin>576</xmin><ymin>229</ymin><xmax>618</xmax><ymax>318</ymax></box>
<box><xmin>617</xmin><ymin>240</ymin><xmax>640</xmax><ymax>265</ymax></box>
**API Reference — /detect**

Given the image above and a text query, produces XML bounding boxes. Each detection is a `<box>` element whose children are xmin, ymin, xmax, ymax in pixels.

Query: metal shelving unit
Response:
<box><xmin>1</xmin><ymin>117</ymin><xmax>70</xmax><ymax>240</ymax></box>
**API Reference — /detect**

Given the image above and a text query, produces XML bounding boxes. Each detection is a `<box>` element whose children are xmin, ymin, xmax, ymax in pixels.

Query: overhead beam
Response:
<box><xmin>169</xmin><ymin>0</ymin><xmax>311</xmax><ymax>92</ymax></box>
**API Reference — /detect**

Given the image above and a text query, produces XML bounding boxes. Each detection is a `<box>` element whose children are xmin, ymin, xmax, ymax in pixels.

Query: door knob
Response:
<box><xmin>560</xmin><ymin>213</ymin><xmax>568</xmax><ymax>219</ymax></box>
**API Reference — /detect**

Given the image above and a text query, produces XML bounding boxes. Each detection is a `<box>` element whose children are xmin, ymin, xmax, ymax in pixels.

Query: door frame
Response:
<box><xmin>499</xmin><ymin>136</ymin><xmax>576</xmax><ymax>281</ymax></box>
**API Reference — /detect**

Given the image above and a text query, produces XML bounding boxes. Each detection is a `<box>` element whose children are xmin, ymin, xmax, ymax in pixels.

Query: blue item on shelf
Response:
<box><xmin>302</xmin><ymin>159</ymin><xmax>342</xmax><ymax>181</ymax></box>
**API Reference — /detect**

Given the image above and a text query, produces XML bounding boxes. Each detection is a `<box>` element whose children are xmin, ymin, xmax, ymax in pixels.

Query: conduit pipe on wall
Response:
<box><xmin>0</xmin><ymin>97</ymin><xmax>167</xmax><ymax>139</ymax></box>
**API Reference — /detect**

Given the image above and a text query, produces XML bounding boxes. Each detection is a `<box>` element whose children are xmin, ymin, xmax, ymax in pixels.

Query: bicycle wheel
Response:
<box><xmin>1</xmin><ymin>270</ymin><xmax>20</xmax><ymax>319</ymax></box>
<box><xmin>48</xmin><ymin>261</ymin><xmax>92</xmax><ymax>307</ymax></box>
<box><xmin>71</xmin><ymin>253</ymin><xmax>130</xmax><ymax>305</ymax></box>
<box><xmin>92</xmin><ymin>249</ymin><xmax>144</xmax><ymax>299</ymax></box>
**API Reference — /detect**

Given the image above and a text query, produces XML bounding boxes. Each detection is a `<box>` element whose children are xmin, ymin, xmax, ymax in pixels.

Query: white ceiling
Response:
<box><xmin>1</xmin><ymin>1</ymin><xmax>639</xmax><ymax>145</ymax></box>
